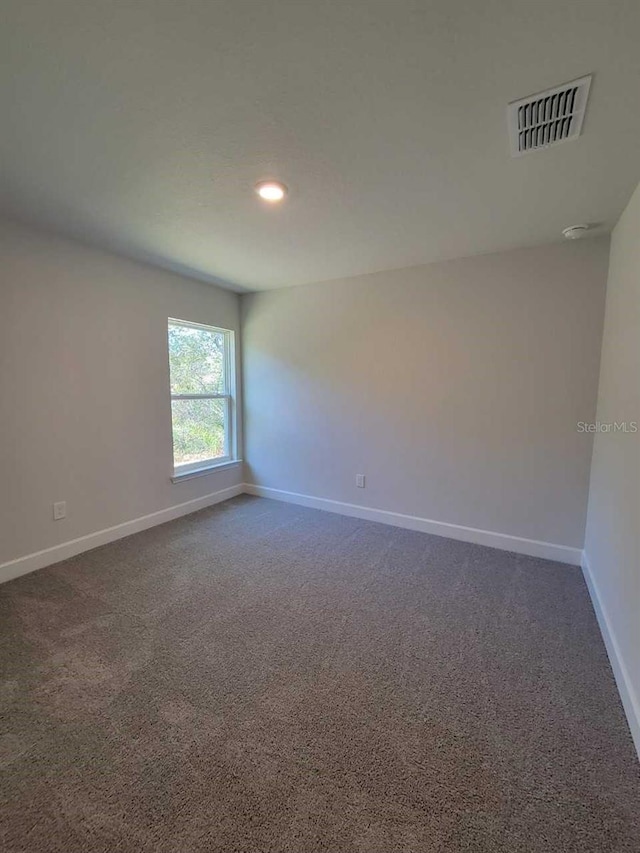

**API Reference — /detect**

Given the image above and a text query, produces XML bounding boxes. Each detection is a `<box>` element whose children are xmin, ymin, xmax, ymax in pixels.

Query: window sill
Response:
<box><xmin>171</xmin><ymin>459</ymin><xmax>243</xmax><ymax>483</ymax></box>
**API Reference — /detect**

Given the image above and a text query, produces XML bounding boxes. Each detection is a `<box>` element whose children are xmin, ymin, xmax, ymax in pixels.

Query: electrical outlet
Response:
<box><xmin>53</xmin><ymin>501</ymin><xmax>66</xmax><ymax>521</ymax></box>
<box><xmin>356</xmin><ymin>474</ymin><xmax>366</xmax><ymax>488</ymax></box>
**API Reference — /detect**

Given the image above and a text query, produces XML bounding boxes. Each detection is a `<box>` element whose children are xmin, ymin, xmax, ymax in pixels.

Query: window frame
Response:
<box><xmin>168</xmin><ymin>318</ymin><xmax>237</xmax><ymax>478</ymax></box>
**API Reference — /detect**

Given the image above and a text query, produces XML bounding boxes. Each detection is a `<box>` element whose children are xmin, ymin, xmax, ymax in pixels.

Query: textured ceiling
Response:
<box><xmin>2</xmin><ymin>1</ymin><xmax>640</xmax><ymax>291</ymax></box>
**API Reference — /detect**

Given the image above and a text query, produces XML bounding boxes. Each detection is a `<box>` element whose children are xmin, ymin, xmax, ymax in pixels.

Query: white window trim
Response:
<box><xmin>168</xmin><ymin>318</ymin><xmax>238</xmax><ymax>479</ymax></box>
<box><xmin>171</xmin><ymin>459</ymin><xmax>243</xmax><ymax>483</ymax></box>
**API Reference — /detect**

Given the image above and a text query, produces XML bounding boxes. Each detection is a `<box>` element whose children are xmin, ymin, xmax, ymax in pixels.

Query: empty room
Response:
<box><xmin>1</xmin><ymin>2</ymin><xmax>639</xmax><ymax>851</ymax></box>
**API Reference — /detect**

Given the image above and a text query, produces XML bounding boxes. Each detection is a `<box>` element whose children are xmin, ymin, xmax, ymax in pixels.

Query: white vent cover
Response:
<box><xmin>508</xmin><ymin>75</ymin><xmax>592</xmax><ymax>156</ymax></box>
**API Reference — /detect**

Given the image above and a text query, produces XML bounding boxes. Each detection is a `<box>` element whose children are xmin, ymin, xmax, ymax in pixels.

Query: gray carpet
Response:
<box><xmin>1</xmin><ymin>495</ymin><xmax>638</xmax><ymax>852</ymax></box>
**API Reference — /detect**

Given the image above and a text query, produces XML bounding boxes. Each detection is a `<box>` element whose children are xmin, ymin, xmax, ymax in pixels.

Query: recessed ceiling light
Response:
<box><xmin>562</xmin><ymin>224</ymin><xmax>590</xmax><ymax>239</ymax></box>
<box><xmin>255</xmin><ymin>181</ymin><xmax>287</xmax><ymax>203</ymax></box>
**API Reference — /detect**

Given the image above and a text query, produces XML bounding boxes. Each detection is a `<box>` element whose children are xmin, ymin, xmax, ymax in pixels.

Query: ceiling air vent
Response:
<box><xmin>508</xmin><ymin>75</ymin><xmax>592</xmax><ymax>156</ymax></box>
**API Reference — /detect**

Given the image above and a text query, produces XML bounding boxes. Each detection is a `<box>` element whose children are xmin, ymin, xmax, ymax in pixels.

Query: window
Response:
<box><xmin>168</xmin><ymin>319</ymin><xmax>236</xmax><ymax>477</ymax></box>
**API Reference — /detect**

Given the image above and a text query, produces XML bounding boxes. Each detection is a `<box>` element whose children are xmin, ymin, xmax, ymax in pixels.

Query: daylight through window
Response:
<box><xmin>168</xmin><ymin>319</ymin><xmax>235</xmax><ymax>475</ymax></box>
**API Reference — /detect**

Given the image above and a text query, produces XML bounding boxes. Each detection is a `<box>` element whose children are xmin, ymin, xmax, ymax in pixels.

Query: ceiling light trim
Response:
<box><xmin>255</xmin><ymin>181</ymin><xmax>288</xmax><ymax>203</ymax></box>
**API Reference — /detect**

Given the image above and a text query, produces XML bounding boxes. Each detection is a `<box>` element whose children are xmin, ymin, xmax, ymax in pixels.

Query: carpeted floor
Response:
<box><xmin>1</xmin><ymin>495</ymin><xmax>639</xmax><ymax>852</ymax></box>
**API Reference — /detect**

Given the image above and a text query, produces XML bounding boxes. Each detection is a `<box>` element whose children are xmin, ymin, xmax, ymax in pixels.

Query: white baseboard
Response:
<box><xmin>1</xmin><ymin>481</ymin><xmax>583</xmax><ymax>586</ymax></box>
<box><xmin>581</xmin><ymin>552</ymin><xmax>640</xmax><ymax>760</ymax></box>
<box><xmin>0</xmin><ymin>484</ymin><xmax>244</xmax><ymax>585</ymax></box>
<box><xmin>243</xmin><ymin>484</ymin><xmax>582</xmax><ymax>565</ymax></box>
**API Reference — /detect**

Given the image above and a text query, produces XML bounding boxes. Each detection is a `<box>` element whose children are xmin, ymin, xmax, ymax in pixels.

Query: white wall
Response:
<box><xmin>583</xmin><ymin>182</ymin><xmax>640</xmax><ymax>755</ymax></box>
<box><xmin>242</xmin><ymin>240</ymin><xmax>609</xmax><ymax>551</ymax></box>
<box><xmin>0</xmin><ymin>219</ymin><xmax>242</xmax><ymax>568</ymax></box>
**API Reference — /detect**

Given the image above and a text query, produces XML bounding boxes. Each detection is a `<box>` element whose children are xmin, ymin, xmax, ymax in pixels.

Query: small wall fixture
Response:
<box><xmin>255</xmin><ymin>181</ymin><xmax>288</xmax><ymax>203</ymax></box>
<box><xmin>562</xmin><ymin>224</ymin><xmax>590</xmax><ymax>240</ymax></box>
